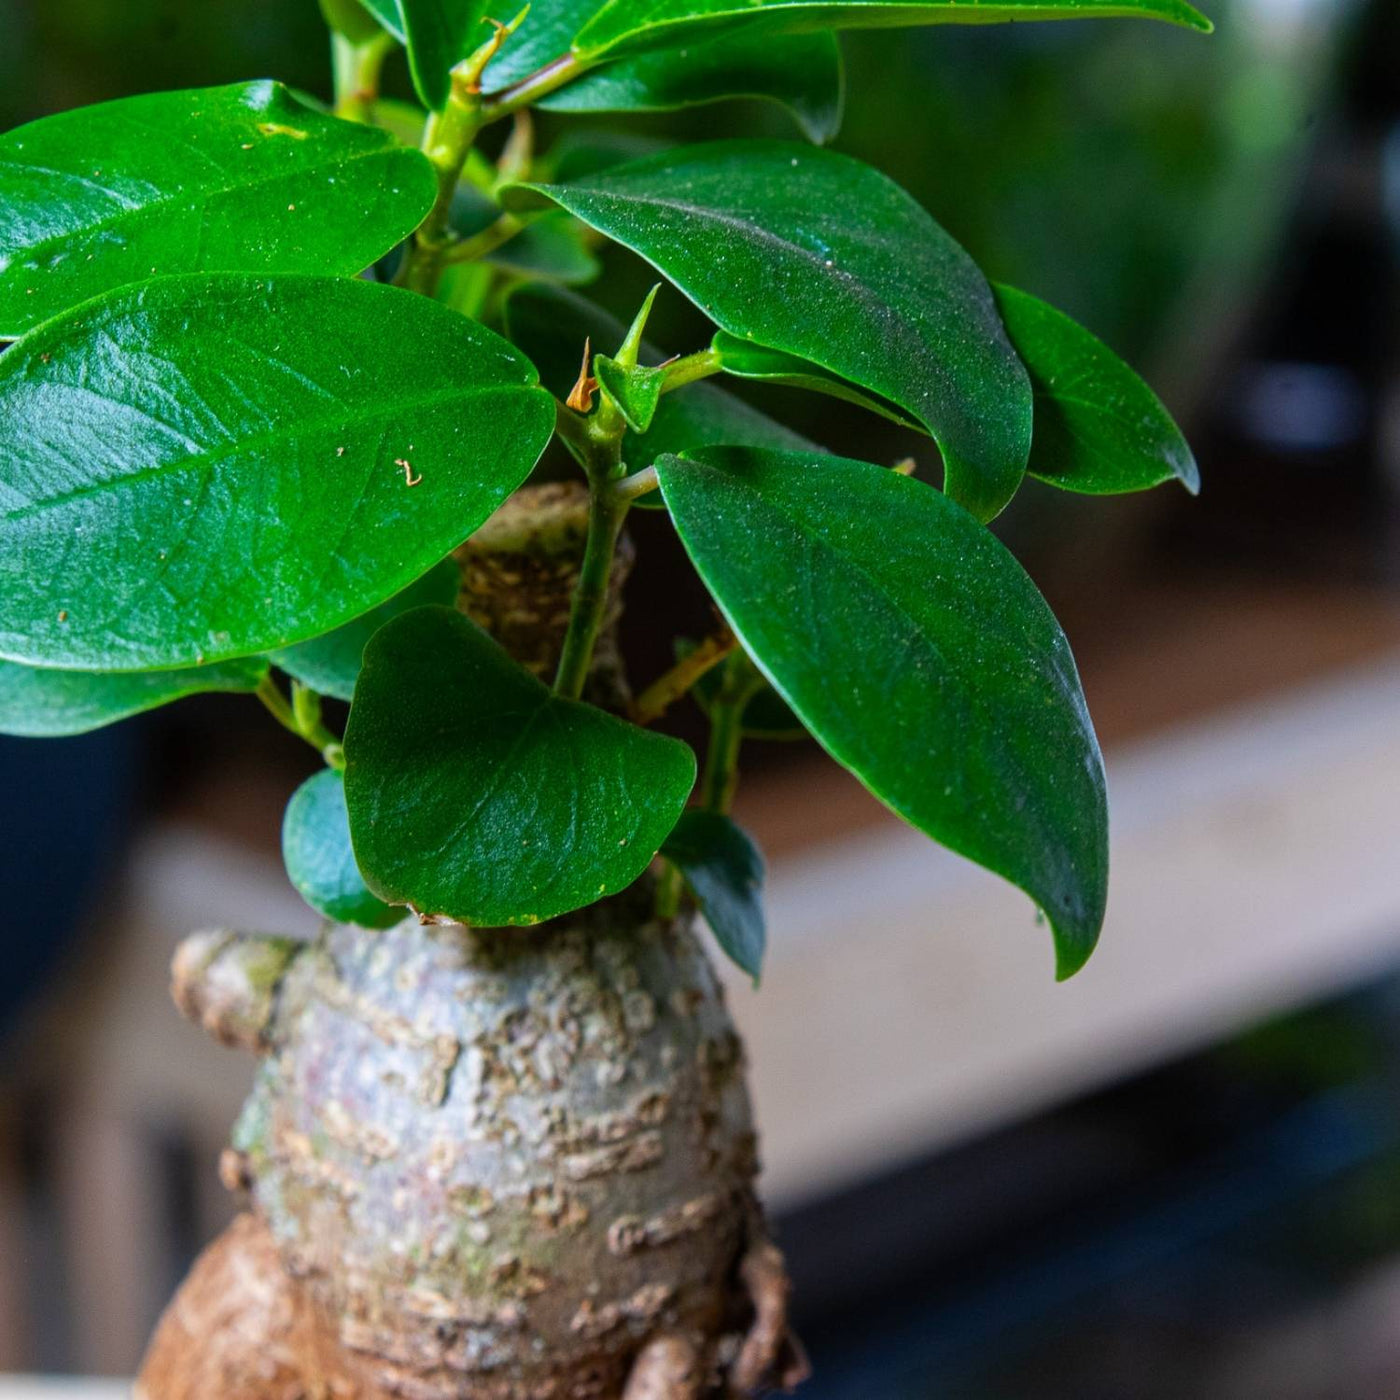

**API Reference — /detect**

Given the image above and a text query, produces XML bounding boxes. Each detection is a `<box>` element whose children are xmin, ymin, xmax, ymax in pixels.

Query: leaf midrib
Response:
<box><xmin>3</xmin><ymin>379</ymin><xmax>535</xmax><ymax>525</ymax></box>
<box><xmin>0</xmin><ymin>141</ymin><xmax>415</xmax><ymax>270</ymax></box>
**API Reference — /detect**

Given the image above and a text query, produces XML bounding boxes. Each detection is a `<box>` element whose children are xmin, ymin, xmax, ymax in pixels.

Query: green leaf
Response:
<box><xmin>343</xmin><ymin>606</ymin><xmax>696</xmax><ymax>926</ymax></box>
<box><xmin>661</xmin><ymin>809</ymin><xmax>766</xmax><ymax>981</ymax></box>
<box><xmin>0</xmin><ymin>655</ymin><xmax>266</xmax><ymax>737</ymax></box>
<box><xmin>502</xmin><ymin>283</ymin><xmax>815</xmax><ymax>479</ymax></box>
<box><xmin>0</xmin><ymin>81</ymin><xmax>436</xmax><ymax>337</ymax></box>
<box><xmin>506</xmin><ymin>141</ymin><xmax>1032</xmax><ymax>521</ymax></box>
<box><xmin>656</xmin><ymin>446</ymin><xmax>1108</xmax><ymax>978</ymax></box>
<box><xmin>711</xmin><ymin>331</ymin><xmax>918</xmax><ymax>430</ymax></box>
<box><xmin>388</xmin><ymin>0</ymin><xmax>486</xmax><ymax>109</ymax></box>
<box><xmin>271</xmin><ymin>558</ymin><xmax>461</xmax><ymax>702</ymax></box>
<box><xmin>993</xmin><ymin>285</ymin><xmax>1199</xmax><ymax>496</ymax></box>
<box><xmin>283</xmin><ymin>767</ymin><xmax>400</xmax><ymax>928</ymax></box>
<box><xmin>573</xmin><ymin>0</ymin><xmax>1211</xmax><ymax>63</ymax></box>
<box><xmin>595</xmin><ymin>353</ymin><xmax>666</xmax><ymax>432</ymax></box>
<box><xmin>484</xmin><ymin>1</ymin><xmax>844</xmax><ymax>141</ymax></box>
<box><xmin>0</xmin><ymin>273</ymin><xmax>554</xmax><ymax>671</ymax></box>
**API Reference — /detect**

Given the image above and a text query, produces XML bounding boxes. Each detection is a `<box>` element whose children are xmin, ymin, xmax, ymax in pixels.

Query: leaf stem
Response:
<box><xmin>660</xmin><ymin>346</ymin><xmax>722</xmax><ymax>393</ymax></box>
<box><xmin>441</xmin><ymin>211</ymin><xmax>525</xmax><ymax>265</ymax></box>
<box><xmin>398</xmin><ymin>84</ymin><xmax>485</xmax><ymax>296</ymax></box>
<box><xmin>630</xmin><ymin>626</ymin><xmax>736</xmax><ymax>726</ymax></box>
<box><xmin>331</xmin><ymin>29</ymin><xmax>394</xmax><ymax>123</ymax></box>
<box><xmin>700</xmin><ymin>654</ymin><xmax>760</xmax><ymax>814</ymax></box>
<box><xmin>479</xmin><ymin>52</ymin><xmax>587</xmax><ymax>123</ymax></box>
<box><xmin>607</xmin><ymin>464</ymin><xmax>659</xmax><ymax>505</ymax></box>
<box><xmin>257</xmin><ymin>673</ymin><xmax>345</xmax><ymax>769</ymax></box>
<box><xmin>553</xmin><ymin>459</ymin><xmax>627</xmax><ymax>701</ymax></box>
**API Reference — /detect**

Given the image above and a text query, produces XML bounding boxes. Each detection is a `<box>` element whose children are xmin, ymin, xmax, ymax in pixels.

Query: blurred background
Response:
<box><xmin>5</xmin><ymin>0</ymin><xmax>1400</xmax><ymax>1394</ymax></box>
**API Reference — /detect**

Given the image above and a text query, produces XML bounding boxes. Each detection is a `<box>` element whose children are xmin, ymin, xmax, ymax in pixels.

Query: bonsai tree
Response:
<box><xmin>0</xmin><ymin>0</ymin><xmax>1208</xmax><ymax>1393</ymax></box>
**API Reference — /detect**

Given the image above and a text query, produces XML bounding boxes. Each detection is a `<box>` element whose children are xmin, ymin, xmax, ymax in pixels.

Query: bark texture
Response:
<box><xmin>140</xmin><ymin>894</ymin><xmax>804</xmax><ymax>1398</ymax></box>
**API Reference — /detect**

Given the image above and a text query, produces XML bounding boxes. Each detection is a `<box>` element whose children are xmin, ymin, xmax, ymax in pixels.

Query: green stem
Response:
<box><xmin>630</xmin><ymin>626</ymin><xmax>736</xmax><ymax>726</ymax></box>
<box><xmin>256</xmin><ymin>674</ymin><xmax>345</xmax><ymax>769</ymax></box>
<box><xmin>442</xmin><ymin>211</ymin><xmax>525</xmax><ymax>266</ymax></box>
<box><xmin>660</xmin><ymin>346</ymin><xmax>722</xmax><ymax>393</ymax></box>
<box><xmin>479</xmin><ymin>52</ymin><xmax>587</xmax><ymax>123</ymax></box>
<box><xmin>701</xmin><ymin>691</ymin><xmax>746</xmax><ymax>815</ymax></box>
<box><xmin>607</xmin><ymin>464</ymin><xmax>658</xmax><ymax>505</ymax></box>
<box><xmin>398</xmin><ymin>86</ymin><xmax>484</xmax><ymax>296</ymax></box>
<box><xmin>700</xmin><ymin>653</ymin><xmax>760</xmax><ymax>814</ymax></box>
<box><xmin>553</xmin><ymin>461</ymin><xmax>627</xmax><ymax>700</ymax></box>
<box><xmin>331</xmin><ymin>30</ymin><xmax>394</xmax><ymax>123</ymax></box>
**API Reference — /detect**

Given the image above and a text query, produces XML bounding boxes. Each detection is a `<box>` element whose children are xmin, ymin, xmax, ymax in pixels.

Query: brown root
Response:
<box><xmin>136</xmin><ymin>1213</ymin><xmax>355</xmax><ymax>1400</ymax></box>
<box><xmin>731</xmin><ymin>1243</ymin><xmax>810</xmax><ymax>1396</ymax></box>
<box><xmin>622</xmin><ymin>1335</ymin><xmax>703</xmax><ymax>1399</ymax></box>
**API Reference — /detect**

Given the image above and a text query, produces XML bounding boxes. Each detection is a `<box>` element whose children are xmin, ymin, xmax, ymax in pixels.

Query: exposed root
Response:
<box><xmin>731</xmin><ymin>1243</ymin><xmax>810</xmax><ymax>1396</ymax></box>
<box><xmin>622</xmin><ymin>1335</ymin><xmax>703</xmax><ymax>1399</ymax></box>
<box><xmin>136</xmin><ymin>1213</ymin><xmax>354</xmax><ymax>1400</ymax></box>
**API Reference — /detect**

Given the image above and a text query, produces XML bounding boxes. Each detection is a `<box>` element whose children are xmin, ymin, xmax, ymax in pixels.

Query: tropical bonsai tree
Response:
<box><xmin>0</xmin><ymin>0</ymin><xmax>1208</xmax><ymax>1393</ymax></box>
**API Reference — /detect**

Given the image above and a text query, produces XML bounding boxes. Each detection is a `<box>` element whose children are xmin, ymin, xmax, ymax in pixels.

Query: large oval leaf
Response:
<box><xmin>507</xmin><ymin>141</ymin><xmax>1032</xmax><ymax>520</ymax></box>
<box><xmin>271</xmin><ymin>557</ymin><xmax>461</xmax><ymax>702</ymax></box>
<box><xmin>501</xmin><ymin>282</ymin><xmax>814</xmax><ymax>473</ymax></box>
<box><xmin>0</xmin><ymin>82</ymin><xmax>435</xmax><ymax>338</ymax></box>
<box><xmin>344</xmin><ymin>606</ymin><xmax>697</xmax><ymax>926</ymax></box>
<box><xmin>283</xmin><ymin>767</ymin><xmax>401</xmax><ymax>928</ymax></box>
<box><xmin>0</xmin><ymin>274</ymin><xmax>554</xmax><ymax>671</ymax></box>
<box><xmin>993</xmin><ymin>284</ymin><xmax>1199</xmax><ymax>496</ymax></box>
<box><xmin>573</xmin><ymin>0</ymin><xmax>1210</xmax><ymax>62</ymax></box>
<box><xmin>0</xmin><ymin>655</ymin><xmax>266</xmax><ymax>737</ymax></box>
<box><xmin>483</xmin><ymin>1</ymin><xmax>844</xmax><ymax>143</ymax></box>
<box><xmin>655</xmin><ymin>445</ymin><xmax>1108</xmax><ymax>977</ymax></box>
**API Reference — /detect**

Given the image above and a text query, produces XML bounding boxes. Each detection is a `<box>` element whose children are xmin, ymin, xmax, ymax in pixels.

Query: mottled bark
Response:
<box><xmin>140</xmin><ymin>895</ymin><xmax>804</xmax><ymax>1398</ymax></box>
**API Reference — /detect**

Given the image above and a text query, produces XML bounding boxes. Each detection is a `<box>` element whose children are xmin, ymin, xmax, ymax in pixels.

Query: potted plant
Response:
<box><xmin>0</xmin><ymin>0</ymin><xmax>1208</xmax><ymax>1391</ymax></box>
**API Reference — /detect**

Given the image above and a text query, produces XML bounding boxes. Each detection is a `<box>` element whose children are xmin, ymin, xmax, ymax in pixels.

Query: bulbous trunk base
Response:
<box><xmin>138</xmin><ymin>894</ymin><xmax>807</xmax><ymax>1398</ymax></box>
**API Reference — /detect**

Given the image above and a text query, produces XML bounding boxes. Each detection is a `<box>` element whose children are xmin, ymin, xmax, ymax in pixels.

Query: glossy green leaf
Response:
<box><xmin>484</xmin><ymin>2</ymin><xmax>843</xmax><ymax>141</ymax></box>
<box><xmin>595</xmin><ymin>353</ymin><xmax>665</xmax><ymax>432</ymax></box>
<box><xmin>656</xmin><ymin>446</ymin><xmax>1108</xmax><ymax>977</ymax></box>
<box><xmin>283</xmin><ymin>767</ymin><xmax>401</xmax><ymax>928</ymax></box>
<box><xmin>501</xmin><ymin>283</ymin><xmax>813</xmax><ymax>477</ymax></box>
<box><xmin>0</xmin><ymin>82</ymin><xmax>435</xmax><ymax>337</ymax></box>
<box><xmin>373</xmin><ymin>0</ymin><xmax>486</xmax><ymax>109</ymax></box>
<box><xmin>993</xmin><ymin>285</ymin><xmax>1200</xmax><ymax>496</ymax></box>
<box><xmin>0</xmin><ymin>655</ymin><xmax>266</xmax><ymax>737</ymax></box>
<box><xmin>573</xmin><ymin>0</ymin><xmax>1211</xmax><ymax>63</ymax></box>
<box><xmin>661</xmin><ymin>809</ymin><xmax>766</xmax><ymax>981</ymax></box>
<box><xmin>0</xmin><ymin>274</ymin><xmax>554</xmax><ymax>671</ymax></box>
<box><xmin>711</xmin><ymin>330</ymin><xmax>918</xmax><ymax>429</ymax></box>
<box><xmin>344</xmin><ymin>607</ymin><xmax>696</xmax><ymax>925</ymax></box>
<box><xmin>271</xmin><ymin>558</ymin><xmax>461</xmax><ymax>702</ymax></box>
<box><xmin>507</xmin><ymin>141</ymin><xmax>1032</xmax><ymax>520</ymax></box>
